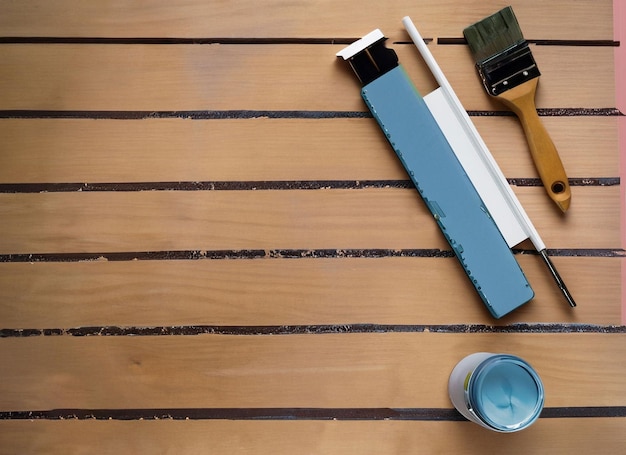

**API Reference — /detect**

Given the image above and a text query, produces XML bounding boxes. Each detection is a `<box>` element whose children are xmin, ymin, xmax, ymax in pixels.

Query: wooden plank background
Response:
<box><xmin>0</xmin><ymin>0</ymin><xmax>624</xmax><ymax>453</ymax></box>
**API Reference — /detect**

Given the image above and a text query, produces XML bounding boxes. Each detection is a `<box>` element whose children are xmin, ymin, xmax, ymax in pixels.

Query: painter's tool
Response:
<box><xmin>337</xmin><ymin>30</ymin><xmax>534</xmax><ymax>318</ymax></box>
<box><xmin>463</xmin><ymin>6</ymin><xmax>572</xmax><ymax>212</ymax></box>
<box><xmin>402</xmin><ymin>16</ymin><xmax>576</xmax><ymax>308</ymax></box>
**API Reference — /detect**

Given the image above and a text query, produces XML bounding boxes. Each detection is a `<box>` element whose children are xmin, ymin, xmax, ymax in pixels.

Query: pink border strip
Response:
<box><xmin>616</xmin><ymin>0</ymin><xmax>626</xmax><ymax>324</ymax></box>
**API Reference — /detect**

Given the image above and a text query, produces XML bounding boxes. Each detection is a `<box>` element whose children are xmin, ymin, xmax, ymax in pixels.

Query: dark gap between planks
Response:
<box><xmin>2</xmin><ymin>323</ymin><xmax>626</xmax><ymax>338</ymax></box>
<box><xmin>0</xmin><ymin>178</ymin><xmax>620</xmax><ymax>194</ymax></box>
<box><xmin>0</xmin><ymin>108</ymin><xmax>621</xmax><ymax>119</ymax></box>
<box><xmin>1</xmin><ymin>406</ymin><xmax>625</xmax><ymax>421</ymax></box>
<box><xmin>0</xmin><ymin>248</ymin><xmax>623</xmax><ymax>264</ymax></box>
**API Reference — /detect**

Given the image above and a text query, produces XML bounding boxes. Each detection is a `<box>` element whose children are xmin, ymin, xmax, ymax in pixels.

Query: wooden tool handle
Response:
<box><xmin>498</xmin><ymin>78</ymin><xmax>571</xmax><ymax>212</ymax></box>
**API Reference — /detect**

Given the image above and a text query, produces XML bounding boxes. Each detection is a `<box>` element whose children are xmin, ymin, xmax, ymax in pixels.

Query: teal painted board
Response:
<box><xmin>361</xmin><ymin>65</ymin><xmax>533</xmax><ymax>318</ymax></box>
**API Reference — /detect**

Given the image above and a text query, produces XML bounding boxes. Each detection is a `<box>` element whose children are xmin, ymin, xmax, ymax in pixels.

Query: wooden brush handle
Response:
<box><xmin>498</xmin><ymin>78</ymin><xmax>571</xmax><ymax>212</ymax></box>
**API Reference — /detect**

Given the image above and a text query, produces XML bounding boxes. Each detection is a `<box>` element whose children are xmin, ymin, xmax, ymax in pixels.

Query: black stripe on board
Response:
<box><xmin>1</xmin><ymin>406</ymin><xmax>625</xmax><ymax>421</ymax></box>
<box><xmin>436</xmin><ymin>37</ymin><xmax>620</xmax><ymax>46</ymax></box>
<box><xmin>0</xmin><ymin>110</ymin><xmax>371</xmax><ymax>119</ymax></box>
<box><xmin>0</xmin><ymin>408</ymin><xmax>461</xmax><ymax>421</ymax></box>
<box><xmin>2</xmin><ymin>323</ymin><xmax>625</xmax><ymax>338</ymax></box>
<box><xmin>0</xmin><ymin>108</ymin><xmax>620</xmax><ymax>119</ymax></box>
<box><xmin>469</xmin><ymin>107</ymin><xmax>621</xmax><ymax>117</ymax></box>
<box><xmin>0</xmin><ymin>177</ymin><xmax>618</xmax><ymax>194</ymax></box>
<box><xmin>0</xmin><ymin>248</ymin><xmax>623</xmax><ymax>264</ymax></box>
<box><xmin>0</xmin><ymin>37</ymin><xmax>359</xmax><ymax>45</ymax></box>
<box><xmin>507</xmin><ymin>177</ymin><xmax>620</xmax><ymax>187</ymax></box>
<box><xmin>0</xmin><ymin>180</ymin><xmax>411</xmax><ymax>193</ymax></box>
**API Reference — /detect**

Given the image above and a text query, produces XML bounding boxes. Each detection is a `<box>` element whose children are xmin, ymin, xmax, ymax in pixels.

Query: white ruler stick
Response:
<box><xmin>402</xmin><ymin>16</ymin><xmax>544</xmax><ymax>251</ymax></box>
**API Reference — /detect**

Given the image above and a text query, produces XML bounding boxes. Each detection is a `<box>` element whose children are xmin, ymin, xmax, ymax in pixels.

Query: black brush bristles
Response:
<box><xmin>463</xmin><ymin>6</ymin><xmax>540</xmax><ymax>96</ymax></box>
<box><xmin>463</xmin><ymin>6</ymin><xmax>525</xmax><ymax>65</ymax></box>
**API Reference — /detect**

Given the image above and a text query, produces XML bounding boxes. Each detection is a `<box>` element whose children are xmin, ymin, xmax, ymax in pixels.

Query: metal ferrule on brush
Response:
<box><xmin>477</xmin><ymin>41</ymin><xmax>541</xmax><ymax>96</ymax></box>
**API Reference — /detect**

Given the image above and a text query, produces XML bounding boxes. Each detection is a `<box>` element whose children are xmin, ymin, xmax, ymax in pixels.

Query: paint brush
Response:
<box><xmin>463</xmin><ymin>6</ymin><xmax>572</xmax><ymax>212</ymax></box>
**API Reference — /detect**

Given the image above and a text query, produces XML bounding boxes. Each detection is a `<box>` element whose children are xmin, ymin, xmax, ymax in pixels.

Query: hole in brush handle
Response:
<box><xmin>551</xmin><ymin>181</ymin><xmax>566</xmax><ymax>194</ymax></box>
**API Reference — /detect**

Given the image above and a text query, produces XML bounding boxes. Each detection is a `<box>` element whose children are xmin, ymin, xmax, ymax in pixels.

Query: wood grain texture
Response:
<box><xmin>0</xmin><ymin>419</ymin><xmax>625</xmax><ymax>455</ymax></box>
<box><xmin>0</xmin><ymin>0</ymin><xmax>614</xmax><ymax>41</ymax></box>
<box><xmin>0</xmin><ymin>45</ymin><xmax>615</xmax><ymax>111</ymax></box>
<box><xmin>0</xmin><ymin>256</ymin><xmax>620</xmax><ymax>328</ymax></box>
<box><xmin>0</xmin><ymin>117</ymin><xmax>619</xmax><ymax>184</ymax></box>
<box><xmin>0</xmin><ymin>186</ymin><xmax>620</xmax><ymax>254</ymax></box>
<box><xmin>1</xmin><ymin>333</ymin><xmax>625</xmax><ymax>410</ymax></box>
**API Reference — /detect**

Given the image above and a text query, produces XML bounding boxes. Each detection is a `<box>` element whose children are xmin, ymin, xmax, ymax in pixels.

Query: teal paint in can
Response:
<box><xmin>448</xmin><ymin>353</ymin><xmax>544</xmax><ymax>432</ymax></box>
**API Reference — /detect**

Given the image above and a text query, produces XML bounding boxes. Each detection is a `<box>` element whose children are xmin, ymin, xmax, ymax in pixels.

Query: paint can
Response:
<box><xmin>448</xmin><ymin>352</ymin><xmax>544</xmax><ymax>432</ymax></box>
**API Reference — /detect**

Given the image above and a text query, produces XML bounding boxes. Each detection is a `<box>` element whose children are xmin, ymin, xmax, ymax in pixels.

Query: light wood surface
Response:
<box><xmin>0</xmin><ymin>257</ymin><xmax>620</xmax><ymax>328</ymax></box>
<box><xmin>0</xmin><ymin>0</ymin><xmax>623</xmax><ymax>453</ymax></box>
<box><xmin>1</xmin><ymin>419</ymin><xmax>624</xmax><ymax>455</ymax></box>
<box><xmin>2</xmin><ymin>333</ymin><xmax>625</xmax><ymax>409</ymax></box>
<box><xmin>0</xmin><ymin>117</ymin><xmax>619</xmax><ymax>183</ymax></box>
<box><xmin>0</xmin><ymin>45</ymin><xmax>615</xmax><ymax>111</ymax></box>
<box><xmin>0</xmin><ymin>186</ymin><xmax>621</xmax><ymax>253</ymax></box>
<box><xmin>0</xmin><ymin>0</ymin><xmax>614</xmax><ymax>40</ymax></box>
